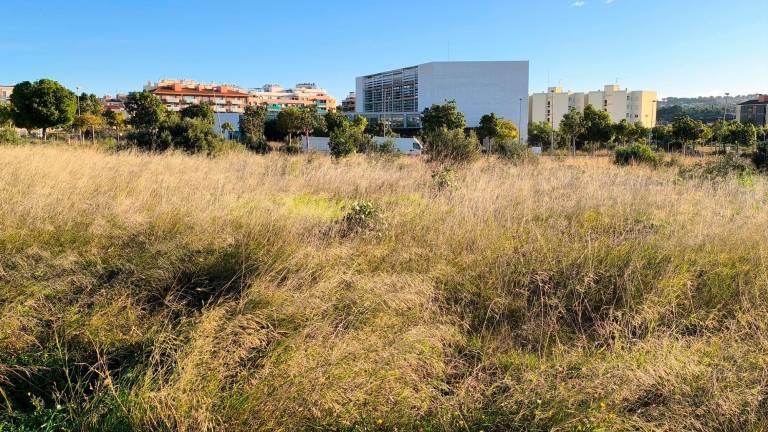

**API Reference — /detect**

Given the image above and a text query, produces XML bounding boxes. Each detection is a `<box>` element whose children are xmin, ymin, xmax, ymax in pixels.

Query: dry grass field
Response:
<box><xmin>2</xmin><ymin>145</ymin><xmax>768</xmax><ymax>431</ymax></box>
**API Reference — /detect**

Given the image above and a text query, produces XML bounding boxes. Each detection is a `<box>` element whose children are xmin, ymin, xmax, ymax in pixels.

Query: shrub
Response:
<box><xmin>423</xmin><ymin>127</ymin><xmax>480</xmax><ymax>164</ymax></box>
<box><xmin>751</xmin><ymin>141</ymin><xmax>768</xmax><ymax>170</ymax></box>
<box><xmin>680</xmin><ymin>153</ymin><xmax>755</xmax><ymax>180</ymax></box>
<box><xmin>614</xmin><ymin>144</ymin><xmax>659</xmax><ymax>167</ymax></box>
<box><xmin>337</xmin><ymin>201</ymin><xmax>385</xmax><ymax>237</ymax></box>
<box><xmin>431</xmin><ymin>166</ymin><xmax>456</xmax><ymax>192</ymax></box>
<box><xmin>494</xmin><ymin>138</ymin><xmax>537</xmax><ymax>164</ymax></box>
<box><xmin>0</xmin><ymin>126</ymin><xmax>20</xmax><ymax>144</ymax></box>
<box><xmin>329</xmin><ymin>126</ymin><xmax>372</xmax><ymax>159</ymax></box>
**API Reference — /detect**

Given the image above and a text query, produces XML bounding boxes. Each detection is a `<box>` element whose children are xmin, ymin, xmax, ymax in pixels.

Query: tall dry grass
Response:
<box><xmin>1</xmin><ymin>145</ymin><xmax>768</xmax><ymax>431</ymax></box>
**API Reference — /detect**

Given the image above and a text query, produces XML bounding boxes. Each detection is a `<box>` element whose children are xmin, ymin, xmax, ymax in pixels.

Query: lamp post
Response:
<box><xmin>518</xmin><ymin>97</ymin><xmax>523</xmax><ymax>146</ymax></box>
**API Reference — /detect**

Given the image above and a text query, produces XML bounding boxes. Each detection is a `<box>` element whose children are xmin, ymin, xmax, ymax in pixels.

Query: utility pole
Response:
<box><xmin>518</xmin><ymin>97</ymin><xmax>523</xmax><ymax>146</ymax></box>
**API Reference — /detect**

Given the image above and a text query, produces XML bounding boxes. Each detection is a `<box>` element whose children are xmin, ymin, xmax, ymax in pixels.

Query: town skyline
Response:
<box><xmin>2</xmin><ymin>0</ymin><xmax>766</xmax><ymax>100</ymax></box>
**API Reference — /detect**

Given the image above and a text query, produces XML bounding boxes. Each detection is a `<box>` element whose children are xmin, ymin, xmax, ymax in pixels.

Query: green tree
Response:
<box><xmin>125</xmin><ymin>91</ymin><xmax>165</xmax><ymax>130</ymax></box>
<box><xmin>180</xmin><ymin>102</ymin><xmax>215</xmax><ymax>126</ymax></box>
<box><xmin>11</xmin><ymin>79</ymin><xmax>77</xmax><ymax>140</ymax></box>
<box><xmin>324</xmin><ymin>110</ymin><xmax>349</xmax><ymax>136</ymax></box>
<box><xmin>478</xmin><ymin>113</ymin><xmax>500</xmax><ymax>141</ymax></box>
<box><xmin>672</xmin><ymin>115</ymin><xmax>708</xmax><ymax>156</ymax></box>
<box><xmin>581</xmin><ymin>105</ymin><xmax>614</xmax><ymax>153</ymax></box>
<box><xmin>559</xmin><ymin>108</ymin><xmax>585</xmax><ymax>154</ymax></box>
<box><xmin>103</xmin><ymin>109</ymin><xmax>126</xmax><ymax>144</ymax></box>
<box><xmin>496</xmin><ymin>119</ymin><xmax>519</xmax><ymax>142</ymax></box>
<box><xmin>220</xmin><ymin>121</ymin><xmax>234</xmax><ymax>140</ymax></box>
<box><xmin>421</xmin><ymin>100</ymin><xmax>465</xmax><ymax>135</ymax></box>
<box><xmin>78</xmin><ymin>92</ymin><xmax>103</xmax><ymax>116</ymax></box>
<box><xmin>652</xmin><ymin>124</ymin><xmax>673</xmax><ymax>150</ymax></box>
<box><xmin>0</xmin><ymin>104</ymin><xmax>13</xmax><ymax>127</ymax></box>
<box><xmin>527</xmin><ymin>121</ymin><xmax>556</xmax><ymax>150</ymax></box>
<box><xmin>328</xmin><ymin>123</ymin><xmax>371</xmax><ymax>159</ymax></box>
<box><xmin>612</xmin><ymin>119</ymin><xmax>635</xmax><ymax>146</ymax></box>
<box><xmin>727</xmin><ymin>122</ymin><xmax>757</xmax><ymax>154</ymax></box>
<box><xmin>297</xmin><ymin>106</ymin><xmax>325</xmax><ymax>150</ymax></box>
<box><xmin>276</xmin><ymin>107</ymin><xmax>303</xmax><ymax>147</ymax></box>
<box><xmin>239</xmin><ymin>105</ymin><xmax>268</xmax><ymax>152</ymax></box>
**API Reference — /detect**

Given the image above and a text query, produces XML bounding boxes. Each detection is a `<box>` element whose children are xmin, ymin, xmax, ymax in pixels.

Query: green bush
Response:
<box><xmin>751</xmin><ymin>141</ymin><xmax>768</xmax><ymax>170</ymax></box>
<box><xmin>337</xmin><ymin>201</ymin><xmax>385</xmax><ymax>237</ymax></box>
<box><xmin>494</xmin><ymin>138</ymin><xmax>537</xmax><ymax>164</ymax></box>
<box><xmin>329</xmin><ymin>126</ymin><xmax>371</xmax><ymax>159</ymax></box>
<box><xmin>0</xmin><ymin>127</ymin><xmax>20</xmax><ymax>144</ymax></box>
<box><xmin>423</xmin><ymin>127</ymin><xmax>480</xmax><ymax>164</ymax></box>
<box><xmin>614</xmin><ymin>144</ymin><xmax>659</xmax><ymax>167</ymax></box>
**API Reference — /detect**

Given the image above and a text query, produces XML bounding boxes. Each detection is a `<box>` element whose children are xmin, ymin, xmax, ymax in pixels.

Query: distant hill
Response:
<box><xmin>659</xmin><ymin>94</ymin><xmax>760</xmax><ymax>108</ymax></box>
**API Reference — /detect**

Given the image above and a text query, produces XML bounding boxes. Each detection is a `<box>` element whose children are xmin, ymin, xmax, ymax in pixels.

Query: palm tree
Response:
<box><xmin>220</xmin><ymin>121</ymin><xmax>234</xmax><ymax>140</ymax></box>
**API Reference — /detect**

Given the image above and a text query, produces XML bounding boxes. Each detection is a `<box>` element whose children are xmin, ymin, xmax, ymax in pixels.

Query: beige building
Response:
<box><xmin>0</xmin><ymin>85</ymin><xmax>13</xmax><ymax>105</ymax></box>
<box><xmin>529</xmin><ymin>84</ymin><xmax>658</xmax><ymax>128</ymax></box>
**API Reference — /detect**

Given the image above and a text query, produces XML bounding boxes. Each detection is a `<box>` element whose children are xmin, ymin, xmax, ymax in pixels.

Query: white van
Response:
<box><xmin>302</xmin><ymin>136</ymin><xmax>423</xmax><ymax>155</ymax></box>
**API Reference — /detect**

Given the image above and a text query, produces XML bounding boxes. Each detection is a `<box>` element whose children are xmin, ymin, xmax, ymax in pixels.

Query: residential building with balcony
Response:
<box><xmin>341</xmin><ymin>92</ymin><xmax>356</xmax><ymax>112</ymax></box>
<box><xmin>247</xmin><ymin>83</ymin><xmax>336</xmax><ymax>119</ymax></box>
<box><xmin>0</xmin><ymin>84</ymin><xmax>13</xmax><ymax>105</ymax></box>
<box><xmin>736</xmin><ymin>95</ymin><xmax>768</xmax><ymax>127</ymax></box>
<box><xmin>529</xmin><ymin>84</ymin><xmax>658</xmax><ymax>128</ymax></box>
<box><xmin>145</xmin><ymin>79</ymin><xmax>249</xmax><ymax>113</ymax></box>
<box><xmin>355</xmin><ymin>61</ymin><xmax>529</xmax><ymax>136</ymax></box>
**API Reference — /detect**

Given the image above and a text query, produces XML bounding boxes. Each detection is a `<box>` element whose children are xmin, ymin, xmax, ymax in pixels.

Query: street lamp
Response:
<box><xmin>518</xmin><ymin>97</ymin><xmax>523</xmax><ymax>146</ymax></box>
<box><xmin>723</xmin><ymin>92</ymin><xmax>730</xmax><ymax>122</ymax></box>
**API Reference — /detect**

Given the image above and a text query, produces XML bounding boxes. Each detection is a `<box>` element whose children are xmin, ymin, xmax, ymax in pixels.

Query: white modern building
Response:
<box><xmin>355</xmin><ymin>61</ymin><xmax>529</xmax><ymax>137</ymax></box>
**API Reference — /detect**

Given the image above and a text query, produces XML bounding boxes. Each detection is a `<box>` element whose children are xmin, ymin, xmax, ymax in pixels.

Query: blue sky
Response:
<box><xmin>1</xmin><ymin>0</ymin><xmax>766</xmax><ymax>100</ymax></box>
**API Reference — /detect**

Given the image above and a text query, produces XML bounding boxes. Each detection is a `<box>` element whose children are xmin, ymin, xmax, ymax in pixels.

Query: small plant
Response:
<box><xmin>614</xmin><ymin>144</ymin><xmax>659</xmax><ymax>167</ymax></box>
<box><xmin>337</xmin><ymin>201</ymin><xmax>386</xmax><ymax>237</ymax></box>
<box><xmin>431</xmin><ymin>166</ymin><xmax>456</xmax><ymax>192</ymax></box>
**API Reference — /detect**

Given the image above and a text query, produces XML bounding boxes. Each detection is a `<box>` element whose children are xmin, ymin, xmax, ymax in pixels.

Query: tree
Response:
<box><xmin>496</xmin><ymin>119</ymin><xmax>519</xmax><ymax>142</ymax></box>
<box><xmin>324</xmin><ymin>110</ymin><xmax>349</xmax><ymax>136</ymax></box>
<box><xmin>239</xmin><ymin>105</ymin><xmax>268</xmax><ymax>152</ymax></box>
<box><xmin>103</xmin><ymin>109</ymin><xmax>126</xmax><ymax>144</ymax></box>
<box><xmin>125</xmin><ymin>91</ymin><xmax>165</xmax><ymax>130</ymax></box>
<box><xmin>72</xmin><ymin>113</ymin><xmax>104</xmax><ymax>144</ymax></box>
<box><xmin>652</xmin><ymin>124</ymin><xmax>673</xmax><ymax>150</ymax></box>
<box><xmin>297</xmin><ymin>106</ymin><xmax>325</xmax><ymax>150</ymax></box>
<box><xmin>478</xmin><ymin>113</ymin><xmax>500</xmax><ymax>141</ymax></box>
<box><xmin>276</xmin><ymin>107</ymin><xmax>303</xmax><ymax>147</ymax></box>
<box><xmin>672</xmin><ymin>115</ymin><xmax>708</xmax><ymax>156</ymax></box>
<box><xmin>0</xmin><ymin>104</ymin><xmax>13</xmax><ymax>127</ymax></box>
<box><xmin>727</xmin><ymin>122</ymin><xmax>757</xmax><ymax>154</ymax></box>
<box><xmin>559</xmin><ymin>108</ymin><xmax>585</xmax><ymax>154</ymax></box>
<box><xmin>180</xmin><ymin>102</ymin><xmax>214</xmax><ymax>126</ymax></box>
<box><xmin>328</xmin><ymin>123</ymin><xmax>371</xmax><ymax>159</ymax></box>
<box><xmin>220</xmin><ymin>121</ymin><xmax>234</xmax><ymax>140</ymax></box>
<box><xmin>581</xmin><ymin>105</ymin><xmax>614</xmax><ymax>153</ymax></box>
<box><xmin>421</xmin><ymin>100</ymin><xmax>465</xmax><ymax>135</ymax></box>
<box><xmin>11</xmin><ymin>79</ymin><xmax>77</xmax><ymax>140</ymax></box>
<box><xmin>710</xmin><ymin>120</ymin><xmax>732</xmax><ymax>153</ymax></box>
<box><xmin>528</xmin><ymin>121</ymin><xmax>556</xmax><ymax>150</ymax></box>
<box><xmin>78</xmin><ymin>93</ymin><xmax>103</xmax><ymax>116</ymax></box>
<box><xmin>612</xmin><ymin>119</ymin><xmax>635</xmax><ymax>146</ymax></box>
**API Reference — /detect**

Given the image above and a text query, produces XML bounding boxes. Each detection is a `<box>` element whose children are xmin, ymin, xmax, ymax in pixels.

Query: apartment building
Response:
<box><xmin>529</xmin><ymin>84</ymin><xmax>658</xmax><ymax>128</ymax></box>
<box><xmin>341</xmin><ymin>92</ymin><xmax>356</xmax><ymax>112</ymax></box>
<box><xmin>355</xmin><ymin>61</ymin><xmax>529</xmax><ymax>136</ymax></box>
<box><xmin>146</xmin><ymin>80</ymin><xmax>249</xmax><ymax>113</ymax></box>
<box><xmin>247</xmin><ymin>83</ymin><xmax>335</xmax><ymax>119</ymax></box>
<box><xmin>736</xmin><ymin>95</ymin><xmax>768</xmax><ymax>127</ymax></box>
<box><xmin>0</xmin><ymin>84</ymin><xmax>13</xmax><ymax>105</ymax></box>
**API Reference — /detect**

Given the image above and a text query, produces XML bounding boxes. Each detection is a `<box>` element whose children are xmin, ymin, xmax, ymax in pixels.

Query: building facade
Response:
<box><xmin>247</xmin><ymin>83</ymin><xmax>335</xmax><ymax>119</ymax></box>
<box><xmin>341</xmin><ymin>92</ymin><xmax>356</xmax><ymax>112</ymax></box>
<box><xmin>529</xmin><ymin>84</ymin><xmax>658</xmax><ymax>128</ymax></box>
<box><xmin>0</xmin><ymin>85</ymin><xmax>13</xmax><ymax>105</ymax></box>
<box><xmin>355</xmin><ymin>61</ymin><xmax>529</xmax><ymax>136</ymax></box>
<box><xmin>736</xmin><ymin>95</ymin><xmax>768</xmax><ymax>127</ymax></box>
<box><xmin>146</xmin><ymin>80</ymin><xmax>249</xmax><ymax>113</ymax></box>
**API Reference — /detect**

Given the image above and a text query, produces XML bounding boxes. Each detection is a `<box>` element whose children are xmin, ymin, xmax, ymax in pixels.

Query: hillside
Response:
<box><xmin>2</xmin><ymin>146</ymin><xmax>768</xmax><ymax>431</ymax></box>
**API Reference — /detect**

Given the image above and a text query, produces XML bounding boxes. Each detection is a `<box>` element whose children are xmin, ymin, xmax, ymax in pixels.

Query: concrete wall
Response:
<box><xmin>417</xmin><ymin>61</ymin><xmax>529</xmax><ymax>137</ymax></box>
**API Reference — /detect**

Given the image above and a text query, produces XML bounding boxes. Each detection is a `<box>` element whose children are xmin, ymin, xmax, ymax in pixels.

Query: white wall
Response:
<box><xmin>417</xmin><ymin>61</ymin><xmax>529</xmax><ymax>138</ymax></box>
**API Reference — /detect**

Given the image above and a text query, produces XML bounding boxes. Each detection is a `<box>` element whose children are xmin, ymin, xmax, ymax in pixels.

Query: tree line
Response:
<box><xmin>528</xmin><ymin>105</ymin><xmax>767</xmax><ymax>156</ymax></box>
